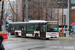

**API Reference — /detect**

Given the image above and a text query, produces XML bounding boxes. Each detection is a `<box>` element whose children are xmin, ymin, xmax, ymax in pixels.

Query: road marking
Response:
<box><xmin>69</xmin><ymin>38</ymin><xmax>73</xmax><ymax>39</ymax></box>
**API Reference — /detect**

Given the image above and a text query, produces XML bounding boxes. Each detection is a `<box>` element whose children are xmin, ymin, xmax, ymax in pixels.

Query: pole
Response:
<box><xmin>66</xmin><ymin>0</ymin><xmax>70</xmax><ymax>37</ymax></box>
<box><xmin>13</xmin><ymin>1</ymin><xmax>14</xmax><ymax>22</ymax></box>
<box><xmin>62</xmin><ymin>0</ymin><xmax>64</xmax><ymax>36</ymax></box>
<box><xmin>26</xmin><ymin>0</ymin><xmax>28</xmax><ymax>22</ymax></box>
<box><xmin>22</xmin><ymin>0</ymin><xmax>25</xmax><ymax>22</ymax></box>
<box><xmin>0</xmin><ymin>0</ymin><xmax>4</xmax><ymax>31</ymax></box>
<box><xmin>68</xmin><ymin>0</ymin><xmax>71</xmax><ymax>29</ymax></box>
<box><xmin>51</xmin><ymin>0</ymin><xmax>52</xmax><ymax>21</ymax></box>
<box><xmin>45</xmin><ymin>0</ymin><xmax>47</xmax><ymax>21</ymax></box>
<box><xmin>37</xmin><ymin>0</ymin><xmax>40</xmax><ymax>20</ymax></box>
<box><xmin>3</xmin><ymin>0</ymin><xmax>8</xmax><ymax>32</ymax></box>
<box><xmin>16</xmin><ymin>1</ymin><xmax>18</xmax><ymax>22</ymax></box>
<box><xmin>69</xmin><ymin>0</ymin><xmax>71</xmax><ymax>29</ymax></box>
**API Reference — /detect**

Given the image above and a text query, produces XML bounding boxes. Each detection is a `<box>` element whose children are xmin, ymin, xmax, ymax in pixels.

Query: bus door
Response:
<box><xmin>22</xmin><ymin>25</ymin><xmax>26</xmax><ymax>37</ymax></box>
<box><xmin>11</xmin><ymin>25</ymin><xmax>15</xmax><ymax>35</ymax></box>
<box><xmin>40</xmin><ymin>24</ymin><xmax>46</xmax><ymax>38</ymax></box>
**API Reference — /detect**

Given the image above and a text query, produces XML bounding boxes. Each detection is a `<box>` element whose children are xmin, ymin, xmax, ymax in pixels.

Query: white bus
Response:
<box><xmin>8</xmin><ymin>20</ymin><xmax>59</xmax><ymax>39</ymax></box>
<box><xmin>46</xmin><ymin>21</ymin><xmax>59</xmax><ymax>38</ymax></box>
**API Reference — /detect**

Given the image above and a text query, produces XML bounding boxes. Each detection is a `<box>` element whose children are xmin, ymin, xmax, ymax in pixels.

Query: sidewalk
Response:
<box><xmin>57</xmin><ymin>37</ymin><xmax>73</xmax><ymax>39</ymax></box>
<box><xmin>56</xmin><ymin>35</ymin><xmax>75</xmax><ymax>39</ymax></box>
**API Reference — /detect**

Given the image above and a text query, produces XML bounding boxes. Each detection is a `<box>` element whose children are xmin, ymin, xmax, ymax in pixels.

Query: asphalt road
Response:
<box><xmin>2</xmin><ymin>35</ymin><xmax>75</xmax><ymax>50</ymax></box>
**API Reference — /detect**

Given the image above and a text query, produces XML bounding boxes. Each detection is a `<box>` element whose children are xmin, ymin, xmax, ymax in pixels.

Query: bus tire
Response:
<box><xmin>25</xmin><ymin>34</ymin><xmax>27</xmax><ymax>38</ymax></box>
<box><xmin>35</xmin><ymin>34</ymin><xmax>38</xmax><ymax>39</ymax></box>
<box><xmin>24</xmin><ymin>34</ymin><xmax>27</xmax><ymax>38</ymax></box>
<box><xmin>15</xmin><ymin>32</ymin><xmax>18</xmax><ymax>37</ymax></box>
<box><xmin>46</xmin><ymin>38</ymin><xmax>49</xmax><ymax>40</ymax></box>
<box><xmin>11</xmin><ymin>32</ymin><xmax>14</xmax><ymax>35</ymax></box>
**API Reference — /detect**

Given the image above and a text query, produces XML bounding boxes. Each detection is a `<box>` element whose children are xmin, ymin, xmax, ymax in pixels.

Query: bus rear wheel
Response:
<box><xmin>35</xmin><ymin>34</ymin><xmax>38</xmax><ymax>39</ymax></box>
<box><xmin>15</xmin><ymin>32</ymin><xmax>18</xmax><ymax>37</ymax></box>
<box><xmin>46</xmin><ymin>38</ymin><xmax>49</xmax><ymax>40</ymax></box>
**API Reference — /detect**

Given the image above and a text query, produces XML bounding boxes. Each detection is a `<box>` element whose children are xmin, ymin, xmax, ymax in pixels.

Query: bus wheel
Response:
<box><xmin>15</xmin><ymin>32</ymin><xmax>18</xmax><ymax>37</ymax></box>
<box><xmin>24</xmin><ymin>34</ymin><xmax>26</xmax><ymax>38</ymax></box>
<box><xmin>46</xmin><ymin>38</ymin><xmax>49</xmax><ymax>40</ymax></box>
<box><xmin>35</xmin><ymin>34</ymin><xmax>38</xmax><ymax>39</ymax></box>
<box><xmin>11</xmin><ymin>32</ymin><xmax>14</xmax><ymax>35</ymax></box>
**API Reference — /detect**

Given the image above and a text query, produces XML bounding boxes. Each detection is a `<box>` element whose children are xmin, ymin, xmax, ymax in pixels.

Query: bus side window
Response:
<box><xmin>24</xmin><ymin>26</ymin><xmax>26</xmax><ymax>29</ymax></box>
<box><xmin>43</xmin><ymin>25</ymin><xmax>46</xmax><ymax>32</ymax></box>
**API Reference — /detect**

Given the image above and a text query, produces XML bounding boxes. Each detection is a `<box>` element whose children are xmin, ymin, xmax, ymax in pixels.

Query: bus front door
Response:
<box><xmin>22</xmin><ymin>26</ymin><xmax>26</xmax><ymax>37</ymax></box>
<box><xmin>40</xmin><ymin>24</ymin><xmax>46</xmax><ymax>38</ymax></box>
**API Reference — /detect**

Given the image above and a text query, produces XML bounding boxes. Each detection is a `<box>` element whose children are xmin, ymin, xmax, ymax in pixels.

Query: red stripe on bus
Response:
<box><xmin>18</xmin><ymin>32</ymin><xmax>22</xmax><ymax>34</ymax></box>
<box><xmin>38</xmin><ymin>33</ymin><xmax>40</xmax><ymax>35</ymax></box>
<box><xmin>15</xmin><ymin>32</ymin><xmax>22</xmax><ymax>34</ymax></box>
<box><xmin>50</xmin><ymin>34</ymin><xmax>57</xmax><ymax>36</ymax></box>
<box><xmin>34</xmin><ymin>33</ymin><xmax>36</xmax><ymax>34</ymax></box>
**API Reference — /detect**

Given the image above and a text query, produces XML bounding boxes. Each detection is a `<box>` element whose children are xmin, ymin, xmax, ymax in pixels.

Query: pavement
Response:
<box><xmin>3</xmin><ymin>35</ymin><xmax>74</xmax><ymax>42</ymax></box>
<box><xmin>57</xmin><ymin>37</ymin><xmax>73</xmax><ymax>39</ymax></box>
<box><xmin>3</xmin><ymin>35</ymin><xmax>75</xmax><ymax>50</ymax></box>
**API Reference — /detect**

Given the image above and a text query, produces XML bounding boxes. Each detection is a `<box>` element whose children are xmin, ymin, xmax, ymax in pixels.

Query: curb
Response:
<box><xmin>57</xmin><ymin>37</ymin><xmax>73</xmax><ymax>39</ymax></box>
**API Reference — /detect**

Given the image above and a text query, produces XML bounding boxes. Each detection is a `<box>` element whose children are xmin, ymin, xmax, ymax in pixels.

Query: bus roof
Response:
<box><xmin>9</xmin><ymin>21</ymin><xmax>47</xmax><ymax>24</ymax></box>
<box><xmin>29</xmin><ymin>20</ymin><xmax>47</xmax><ymax>22</ymax></box>
<box><xmin>9</xmin><ymin>20</ymin><xmax>58</xmax><ymax>24</ymax></box>
<box><xmin>47</xmin><ymin>21</ymin><xmax>58</xmax><ymax>22</ymax></box>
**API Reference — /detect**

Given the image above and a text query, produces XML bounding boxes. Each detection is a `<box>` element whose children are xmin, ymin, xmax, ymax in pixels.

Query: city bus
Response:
<box><xmin>8</xmin><ymin>20</ymin><xmax>59</xmax><ymax>39</ymax></box>
<box><xmin>46</xmin><ymin>21</ymin><xmax>59</xmax><ymax>38</ymax></box>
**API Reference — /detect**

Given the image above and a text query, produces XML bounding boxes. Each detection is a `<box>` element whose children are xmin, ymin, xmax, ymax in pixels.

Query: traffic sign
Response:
<box><xmin>72</xmin><ymin>25</ymin><xmax>75</xmax><ymax>28</ymax></box>
<box><xmin>72</xmin><ymin>22</ymin><xmax>75</xmax><ymax>25</ymax></box>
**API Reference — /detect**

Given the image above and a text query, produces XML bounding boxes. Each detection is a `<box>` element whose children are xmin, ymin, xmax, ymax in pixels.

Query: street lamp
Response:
<box><xmin>0</xmin><ymin>0</ymin><xmax>4</xmax><ymax>31</ymax></box>
<box><xmin>26</xmin><ymin>0</ymin><xmax>28</xmax><ymax>22</ymax></box>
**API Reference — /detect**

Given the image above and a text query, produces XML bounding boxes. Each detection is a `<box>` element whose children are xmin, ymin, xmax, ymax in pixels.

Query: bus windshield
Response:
<box><xmin>47</xmin><ymin>24</ymin><xmax>58</xmax><ymax>32</ymax></box>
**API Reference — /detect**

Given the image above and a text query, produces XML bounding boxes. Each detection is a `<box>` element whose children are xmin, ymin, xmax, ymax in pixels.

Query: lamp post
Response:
<box><xmin>66</xmin><ymin>0</ymin><xmax>71</xmax><ymax>37</ymax></box>
<box><xmin>68</xmin><ymin>0</ymin><xmax>71</xmax><ymax>29</ymax></box>
<box><xmin>26</xmin><ymin>0</ymin><xmax>28</xmax><ymax>22</ymax></box>
<box><xmin>0</xmin><ymin>0</ymin><xmax>4</xmax><ymax>31</ymax></box>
